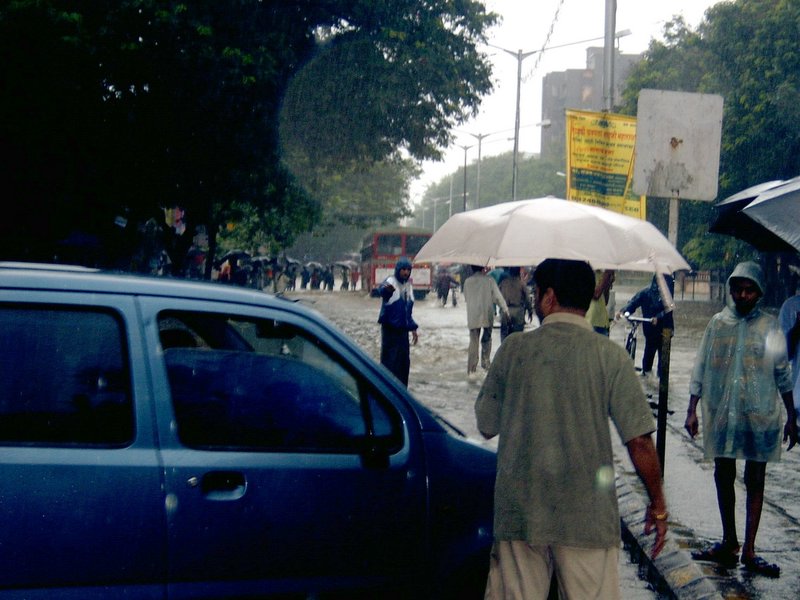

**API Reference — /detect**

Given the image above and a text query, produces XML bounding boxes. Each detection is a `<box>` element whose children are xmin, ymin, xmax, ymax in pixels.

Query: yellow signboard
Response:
<box><xmin>565</xmin><ymin>109</ymin><xmax>646</xmax><ymax>219</ymax></box>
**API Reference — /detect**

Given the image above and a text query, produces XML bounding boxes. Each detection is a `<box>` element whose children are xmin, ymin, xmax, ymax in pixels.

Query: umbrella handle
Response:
<box><xmin>654</xmin><ymin>267</ymin><xmax>675</xmax><ymax>313</ymax></box>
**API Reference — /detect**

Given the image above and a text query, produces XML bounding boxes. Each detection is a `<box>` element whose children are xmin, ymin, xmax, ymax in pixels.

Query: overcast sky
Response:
<box><xmin>410</xmin><ymin>0</ymin><xmax>724</xmax><ymax>203</ymax></box>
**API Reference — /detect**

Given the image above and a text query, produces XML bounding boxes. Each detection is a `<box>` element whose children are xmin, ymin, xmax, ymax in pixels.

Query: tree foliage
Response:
<box><xmin>619</xmin><ymin>1</ymin><xmax>800</xmax><ymax>282</ymax></box>
<box><xmin>0</xmin><ymin>0</ymin><xmax>496</xmax><ymax>272</ymax></box>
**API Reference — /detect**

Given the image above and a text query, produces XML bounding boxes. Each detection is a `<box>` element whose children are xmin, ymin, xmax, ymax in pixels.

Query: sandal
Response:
<box><xmin>691</xmin><ymin>542</ymin><xmax>739</xmax><ymax>568</ymax></box>
<box><xmin>741</xmin><ymin>555</ymin><xmax>780</xmax><ymax>578</ymax></box>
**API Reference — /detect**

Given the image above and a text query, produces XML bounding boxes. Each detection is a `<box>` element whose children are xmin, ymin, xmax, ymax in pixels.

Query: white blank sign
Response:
<box><xmin>633</xmin><ymin>89</ymin><xmax>723</xmax><ymax>201</ymax></box>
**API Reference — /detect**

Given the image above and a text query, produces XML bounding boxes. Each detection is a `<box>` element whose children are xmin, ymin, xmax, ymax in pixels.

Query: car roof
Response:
<box><xmin>0</xmin><ymin>261</ymin><xmax>287</xmax><ymax>308</ymax></box>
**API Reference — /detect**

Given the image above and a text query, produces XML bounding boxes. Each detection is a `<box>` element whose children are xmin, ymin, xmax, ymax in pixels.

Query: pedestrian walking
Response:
<box><xmin>475</xmin><ymin>258</ymin><xmax>668</xmax><ymax>599</ymax></box>
<box><xmin>435</xmin><ymin>266</ymin><xmax>459</xmax><ymax>307</ymax></box>
<box><xmin>463</xmin><ymin>265</ymin><xmax>509</xmax><ymax>377</ymax></box>
<box><xmin>586</xmin><ymin>269</ymin><xmax>615</xmax><ymax>335</ymax></box>
<box><xmin>377</xmin><ymin>257</ymin><xmax>419</xmax><ymax>386</ymax></box>
<box><xmin>618</xmin><ymin>274</ymin><xmax>675</xmax><ymax>378</ymax></box>
<box><xmin>685</xmin><ymin>261</ymin><xmax>797</xmax><ymax>578</ymax></box>
<box><xmin>498</xmin><ymin>266</ymin><xmax>531</xmax><ymax>341</ymax></box>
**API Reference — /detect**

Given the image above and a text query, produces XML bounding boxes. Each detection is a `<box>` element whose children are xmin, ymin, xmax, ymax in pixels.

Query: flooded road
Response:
<box><xmin>289</xmin><ymin>284</ymin><xmax>800</xmax><ymax>599</ymax></box>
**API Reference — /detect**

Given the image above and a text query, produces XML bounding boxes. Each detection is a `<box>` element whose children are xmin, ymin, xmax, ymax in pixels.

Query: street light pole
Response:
<box><xmin>457</xmin><ymin>144</ymin><xmax>473</xmax><ymax>212</ymax></box>
<box><xmin>448</xmin><ymin>176</ymin><xmax>454</xmax><ymax>217</ymax></box>
<box><xmin>496</xmin><ymin>48</ymin><xmax>539</xmax><ymax>201</ymax></box>
<box><xmin>488</xmin><ymin>32</ymin><xmax>631</xmax><ymax>200</ymax></box>
<box><xmin>604</xmin><ymin>0</ymin><xmax>617</xmax><ymax>111</ymax></box>
<box><xmin>466</xmin><ymin>132</ymin><xmax>490</xmax><ymax>208</ymax></box>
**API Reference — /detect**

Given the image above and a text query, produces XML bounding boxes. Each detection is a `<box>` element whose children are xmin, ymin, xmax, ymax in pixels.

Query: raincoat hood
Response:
<box><xmin>727</xmin><ymin>261</ymin><xmax>764</xmax><ymax>295</ymax></box>
<box><xmin>724</xmin><ymin>261</ymin><xmax>765</xmax><ymax>317</ymax></box>
<box><xmin>394</xmin><ymin>257</ymin><xmax>413</xmax><ymax>282</ymax></box>
<box><xmin>650</xmin><ymin>273</ymin><xmax>674</xmax><ymax>295</ymax></box>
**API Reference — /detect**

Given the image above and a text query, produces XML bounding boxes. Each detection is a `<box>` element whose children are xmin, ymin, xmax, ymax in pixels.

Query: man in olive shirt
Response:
<box><xmin>475</xmin><ymin>259</ymin><xmax>667</xmax><ymax>599</ymax></box>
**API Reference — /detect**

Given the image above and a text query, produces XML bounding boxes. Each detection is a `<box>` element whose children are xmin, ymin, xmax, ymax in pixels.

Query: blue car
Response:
<box><xmin>0</xmin><ymin>263</ymin><xmax>495</xmax><ymax>599</ymax></box>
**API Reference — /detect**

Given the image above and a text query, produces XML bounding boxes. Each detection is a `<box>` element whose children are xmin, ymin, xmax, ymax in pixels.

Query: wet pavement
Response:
<box><xmin>288</xmin><ymin>283</ymin><xmax>800</xmax><ymax>599</ymax></box>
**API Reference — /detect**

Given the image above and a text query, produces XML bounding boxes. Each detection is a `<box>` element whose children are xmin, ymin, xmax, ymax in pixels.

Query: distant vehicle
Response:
<box><xmin>360</xmin><ymin>227</ymin><xmax>433</xmax><ymax>299</ymax></box>
<box><xmin>0</xmin><ymin>262</ymin><xmax>494</xmax><ymax>599</ymax></box>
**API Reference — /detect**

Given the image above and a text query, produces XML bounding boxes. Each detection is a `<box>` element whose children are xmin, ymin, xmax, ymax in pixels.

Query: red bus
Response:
<box><xmin>360</xmin><ymin>227</ymin><xmax>433</xmax><ymax>299</ymax></box>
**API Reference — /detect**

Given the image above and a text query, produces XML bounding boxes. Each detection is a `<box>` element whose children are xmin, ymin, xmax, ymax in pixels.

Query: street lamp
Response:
<box><xmin>489</xmin><ymin>31</ymin><xmax>631</xmax><ymax>201</ymax></box>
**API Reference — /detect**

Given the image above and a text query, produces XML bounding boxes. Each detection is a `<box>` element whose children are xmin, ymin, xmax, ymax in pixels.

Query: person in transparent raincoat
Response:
<box><xmin>685</xmin><ymin>261</ymin><xmax>797</xmax><ymax>577</ymax></box>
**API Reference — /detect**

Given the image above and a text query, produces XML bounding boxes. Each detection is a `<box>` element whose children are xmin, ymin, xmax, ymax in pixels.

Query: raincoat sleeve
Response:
<box><xmin>689</xmin><ymin>320</ymin><xmax>714</xmax><ymax>398</ymax></box>
<box><xmin>770</xmin><ymin>327</ymin><xmax>793</xmax><ymax>394</ymax></box>
<box><xmin>621</xmin><ymin>289</ymin><xmax>645</xmax><ymax>315</ymax></box>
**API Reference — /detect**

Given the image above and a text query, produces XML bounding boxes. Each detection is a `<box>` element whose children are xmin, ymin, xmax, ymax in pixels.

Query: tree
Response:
<box><xmin>619</xmin><ymin>1</ymin><xmax>800</xmax><ymax>292</ymax></box>
<box><xmin>411</xmin><ymin>151</ymin><xmax>566</xmax><ymax>228</ymax></box>
<box><xmin>0</xmin><ymin>0</ymin><xmax>496</xmax><ymax>272</ymax></box>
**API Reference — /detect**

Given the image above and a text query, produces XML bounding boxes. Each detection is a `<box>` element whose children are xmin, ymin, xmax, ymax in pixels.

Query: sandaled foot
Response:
<box><xmin>691</xmin><ymin>542</ymin><xmax>740</xmax><ymax>568</ymax></box>
<box><xmin>741</xmin><ymin>555</ymin><xmax>780</xmax><ymax>578</ymax></box>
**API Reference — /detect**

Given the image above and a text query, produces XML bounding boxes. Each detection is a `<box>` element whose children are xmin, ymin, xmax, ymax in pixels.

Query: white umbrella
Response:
<box><xmin>741</xmin><ymin>177</ymin><xmax>800</xmax><ymax>252</ymax></box>
<box><xmin>414</xmin><ymin>197</ymin><xmax>690</xmax><ymax>273</ymax></box>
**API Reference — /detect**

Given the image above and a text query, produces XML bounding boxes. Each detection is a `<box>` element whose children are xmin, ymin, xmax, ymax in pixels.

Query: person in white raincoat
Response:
<box><xmin>685</xmin><ymin>261</ymin><xmax>797</xmax><ymax>577</ymax></box>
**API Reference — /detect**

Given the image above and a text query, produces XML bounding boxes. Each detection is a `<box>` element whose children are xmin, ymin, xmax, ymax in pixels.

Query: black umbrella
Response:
<box><xmin>708</xmin><ymin>180</ymin><xmax>797</xmax><ymax>252</ymax></box>
<box><xmin>215</xmin><ymin>249</ymin><xmax>251</xmax><ymax>268</ymax></box>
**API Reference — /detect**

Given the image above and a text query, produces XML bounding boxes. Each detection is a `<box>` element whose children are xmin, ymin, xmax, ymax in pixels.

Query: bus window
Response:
<box><xmin>405</xmin><ymin>235</ymin><xmax>430</xmax><ymax>256</ymax></box>
<box><xmin>376</xmin><ymin>234</ymin><xmax>402</xmax><ymax>257</ymax></box>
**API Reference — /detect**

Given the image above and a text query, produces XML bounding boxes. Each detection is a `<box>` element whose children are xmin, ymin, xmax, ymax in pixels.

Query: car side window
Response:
<box><xmin>0</xmin><ymin>305</ymin><xmax>133</xmax><ymax>446</ymax></box>
<box><xmin>159</xmin><ymin>311</ymin><xmax>400</xmax><ymax>452</ymax></box>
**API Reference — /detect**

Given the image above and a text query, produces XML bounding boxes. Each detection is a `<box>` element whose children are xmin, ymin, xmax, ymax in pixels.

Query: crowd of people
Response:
<box><xmin>215</xmin><ymin>255</ymin><xmax>360</xmax><ymax>294</ymax></box>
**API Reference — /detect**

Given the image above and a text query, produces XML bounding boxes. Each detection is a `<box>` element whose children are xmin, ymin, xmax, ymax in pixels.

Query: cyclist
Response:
<box><xmin>617</xmin><ymin>274</ymin><xmax>675</xmax><ymax>378</ymax></box>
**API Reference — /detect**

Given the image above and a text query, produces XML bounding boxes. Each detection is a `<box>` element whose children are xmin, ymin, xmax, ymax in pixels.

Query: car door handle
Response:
<box><xmin>197</xmin><ymin>471</ymin><xmax>247</xmax><ymax>501</ymax></box>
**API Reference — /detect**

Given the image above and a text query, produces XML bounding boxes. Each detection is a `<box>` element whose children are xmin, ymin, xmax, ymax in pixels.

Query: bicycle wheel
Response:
<box><xmin>625</xmin><ymin>330</ymin><xmax>636</xmax><ymax>362</ymax></box>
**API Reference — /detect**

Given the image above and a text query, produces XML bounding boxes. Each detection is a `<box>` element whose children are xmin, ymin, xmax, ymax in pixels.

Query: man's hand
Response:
<box><xmin>685</xmin><ymin>411</ymin><xmax>699</xmax><ymax>438</ymax></box>
<box><xmin>781</xmin><ymin>392</ymin><xmax>796</xmax><ymax>450</ymax></box>
<box><xmin>784</xmin><ymin>416</ymin><xmax>797</xmax><ymax>450</ymax></box>
<box><xmin>626</xmin><ymin>435</ymin><xmax>668</xmax><ymax>559</ymax></box>
<box><xmin>685</xmin><ymin>395</ymin><xmax>700</xmax><ymax>439</ymax></box>
<box><xmin>644</xmin><ymin>505</ymin><xmax>668</xmax><ymax>559</ymax></box>
<box><xmin>411</xmin><ymin>330</ymin><xmax>419</xmax><ymax>346</ymax></box>
<box><xmin>379</xmin><ymin>283</ymin><xmax>395</xmax><ymax>300</ymax></box>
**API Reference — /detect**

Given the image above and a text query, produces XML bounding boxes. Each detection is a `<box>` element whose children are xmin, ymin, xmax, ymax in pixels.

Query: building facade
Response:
<box><xmin>540</xmin><ymin>47</ymin><xmax>642</xmax><ymax>163</ymax></box>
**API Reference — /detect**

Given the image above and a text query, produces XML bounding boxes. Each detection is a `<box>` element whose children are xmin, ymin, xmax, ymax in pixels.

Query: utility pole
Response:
<box><xmin>466</xmin><ymin>132</ymin><xmax>490</xmax><ymax>208</ymax></box>
<box><xmin>457</xmin><ymin>144</ymin><xmax>472</xmax><ymax>212</ymax></box>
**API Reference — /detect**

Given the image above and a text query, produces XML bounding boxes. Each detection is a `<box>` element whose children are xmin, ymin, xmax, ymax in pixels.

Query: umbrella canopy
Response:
<box><xmin>215</xmin><ymin>249</ymin><xmax>251</xmax><ymax>268</ymax></box>
<box><xmin>741</xmin><ymin>177</ymin><xmax>800</xmax><ymax>252</ymax></box>
<box><xmin>414</xmin><ymin>197</ymin><xmax>690</xmax><ymax>273</ymax></box>
<box><xmin>334</xmin><ymin>260</ymin><xmax>358</xmax><ymax>270</ymax></box>
<box><xmin>709</xmin><ymin>179</ymin><xmax>798</xmax><ymax>252</ymax></box>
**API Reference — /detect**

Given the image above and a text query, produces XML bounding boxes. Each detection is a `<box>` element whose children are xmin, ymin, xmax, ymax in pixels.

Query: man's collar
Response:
<box><xmin>542</xmin><ymin>312</ymin><xmax>592</xmax><ymax>330</ymax></box>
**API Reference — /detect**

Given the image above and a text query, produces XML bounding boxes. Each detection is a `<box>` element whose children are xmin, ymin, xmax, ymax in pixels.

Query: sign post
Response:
<box><xmin>633</xmin><ymin>89</ymin><xmax>724</xmax><ymax>474</ymax></box>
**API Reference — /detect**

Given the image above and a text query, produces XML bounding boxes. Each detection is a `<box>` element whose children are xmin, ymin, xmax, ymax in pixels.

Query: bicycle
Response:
<box><xmin>622</xmin><ymin>312</ymin><xmax>652</xmax><ymax>366</ymax></box>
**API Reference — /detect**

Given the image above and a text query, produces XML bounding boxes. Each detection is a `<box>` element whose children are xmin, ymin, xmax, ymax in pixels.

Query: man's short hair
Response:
<box><xmin>533</xmin><ymin>259</ymin><xmax>595</xmax><ymax>311</ymax></box>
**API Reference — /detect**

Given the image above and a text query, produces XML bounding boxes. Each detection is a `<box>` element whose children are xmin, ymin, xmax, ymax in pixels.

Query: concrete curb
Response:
<box><xmin>616</xmin><ymin>476</ymin><xmax>723</xmax><ymax>599</ymax></box>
